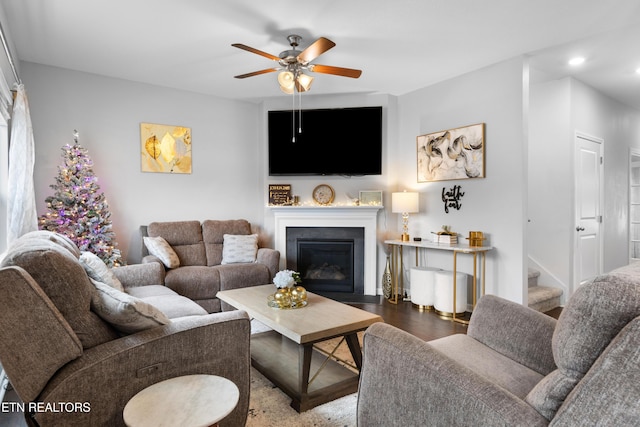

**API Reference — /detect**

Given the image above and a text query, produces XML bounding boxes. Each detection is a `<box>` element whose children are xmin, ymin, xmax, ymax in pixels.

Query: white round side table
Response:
<box><xmin>123</xmin><ymin>374</ymin><xmax>239</xmax><ymax>427</ymax></box>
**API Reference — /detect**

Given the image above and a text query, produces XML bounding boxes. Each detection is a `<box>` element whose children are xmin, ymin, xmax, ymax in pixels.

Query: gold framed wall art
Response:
<box><xmin>417</xmin><ymin>123</ymin><xmax>485</xmax><ymax>182</ymax></box>
<box><xmin>141</xmin><ymin>123</ymin><xmax>192</xmax><ymax>174</ymax></box>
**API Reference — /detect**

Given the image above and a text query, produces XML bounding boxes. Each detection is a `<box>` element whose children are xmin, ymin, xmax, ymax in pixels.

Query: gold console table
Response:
<box><xmin>384</xmin><ymin>239</ymin><xmax>493</xmax><ymax>324</ymax></box>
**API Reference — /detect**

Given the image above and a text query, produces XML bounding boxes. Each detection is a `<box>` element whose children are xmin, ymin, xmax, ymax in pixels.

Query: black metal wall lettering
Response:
<box><xmin>442</xmin><ymin>185</ymin><xmax>464</xmax><ymax>213</ymax></box>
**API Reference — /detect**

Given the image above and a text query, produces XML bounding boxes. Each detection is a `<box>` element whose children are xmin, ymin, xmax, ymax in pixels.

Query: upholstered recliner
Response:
<box><xmin>141</xmin><ymin>219</ymin><xmax>280</xmax><ymax>313</ymax></box>
<box><xmin>357</xmin><ymin>263</ymin><xmax>640</xmax><ymax>426</ymax></box>
<box><xmin>0</xmin><ymin>231</ymin><xmax>251</xmax><ymax>427</ymax></box>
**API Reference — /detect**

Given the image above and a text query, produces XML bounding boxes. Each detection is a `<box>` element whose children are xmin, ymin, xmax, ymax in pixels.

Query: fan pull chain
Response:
<box><xmin>298</xmin><ymin>89</ymin><xmax>302</xmax><ymax>134</ymax></box>
<box><xmin>291</xmin><ymin>87</ymin><xmax>296</xmax><ymax>142</ymax></box>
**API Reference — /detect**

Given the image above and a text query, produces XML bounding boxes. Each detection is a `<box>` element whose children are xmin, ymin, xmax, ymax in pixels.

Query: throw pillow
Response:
<box><xmin>89</xmin><ymin>278</ymin><xmax>170</xmax><ymax>334</ymax></box>
<box><xmin>525</xmin><ymin>369</ymin><xmax>579</xmax><ymax>421</ymax></box>
<box><xmin>79</xmin><ymin>251</ymin><xmax>125</xmax><ymax>292</ymax></box>
<box><xmin>143</xmin><ymin>236</ymin><xmax>180</xmax><ymax>268</ymax></box>
<box><xmin>221</xmin><ymin>234</ymin><xmax>258</xmax><ymax>264</ymax></box>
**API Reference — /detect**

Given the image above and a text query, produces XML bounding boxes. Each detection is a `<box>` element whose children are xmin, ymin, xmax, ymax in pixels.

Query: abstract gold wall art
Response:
<box><xmin>417</xmin><ymin>123</ymin><xmax>485</xmax><ymax>182</ymax></box>
<box><xmin>140</xmin><ymin>123</ymin><xmax>192</xmax><ymax>173</ymax></box>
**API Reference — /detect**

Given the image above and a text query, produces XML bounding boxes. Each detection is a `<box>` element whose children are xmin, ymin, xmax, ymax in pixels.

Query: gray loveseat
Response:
<box><xmin>0</xmin><ymin>231</ymin><xmax>251</xmax><ymax>427</ymax></box>
<box><xmin>141</xmin><ymin>219</ymin><xmax>280</xmax><ymax>313</ymax></box>
<box><xmin>357</xmin><ymin>262</ymin><xmax>640</xmax><ymax>426</ymax></box>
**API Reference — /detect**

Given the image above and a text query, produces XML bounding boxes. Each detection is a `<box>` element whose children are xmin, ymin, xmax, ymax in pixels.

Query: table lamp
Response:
<box><xmin>392</xmin><ymin>191</ymin><xmax>419</xmax><ymax>241</ymax></box>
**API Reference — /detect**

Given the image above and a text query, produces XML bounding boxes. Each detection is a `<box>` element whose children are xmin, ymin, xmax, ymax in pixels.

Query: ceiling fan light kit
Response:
<box><xmin>232</xmin><ymin>34</ymin><xmax>362</xmax><ymax>93</ymax></box>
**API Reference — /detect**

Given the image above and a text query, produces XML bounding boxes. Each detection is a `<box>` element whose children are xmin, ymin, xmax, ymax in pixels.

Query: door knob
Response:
<box><xmin>576</xmin><ymin>226</ymin><xmax>585</xmax><ymax>231</ymax></box>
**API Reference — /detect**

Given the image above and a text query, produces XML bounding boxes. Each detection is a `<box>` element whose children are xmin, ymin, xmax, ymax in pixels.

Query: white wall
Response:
<box><xmin>21</xmin><ymin>57</ymin><xmax>539</xmax><ymax>304</ymax></box>
<box><xmin>22</xmin><ymin>62</ymin><xmax>264</xmax><ymax>263</ymax></box>
<box><xmin>395</xmin><ymin>57</ymin><xmax>528</xmax><ymax>304</ymax></box>
<box><xmin>528</xmin><ymin>75</ymin><xmax>640</xmax><ymax>298</ymax></box>
<box><xmin>528</xmin><ymin>78</ymin><xmax>572</xmax><ymax>296</ymax></box>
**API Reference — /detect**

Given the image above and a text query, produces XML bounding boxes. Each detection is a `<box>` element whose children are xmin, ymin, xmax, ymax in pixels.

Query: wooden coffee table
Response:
<box><xmin>217</xmin><ymin>284</ymin><xmax>382</xmax><ymax>412</ymax></box>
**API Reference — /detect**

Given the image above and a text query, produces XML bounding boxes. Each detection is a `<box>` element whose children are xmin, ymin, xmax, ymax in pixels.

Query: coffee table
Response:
<box><xmin>217</xmin><ymin>284</ymin><xmax>383</xmax><ymax>412</ymax></box>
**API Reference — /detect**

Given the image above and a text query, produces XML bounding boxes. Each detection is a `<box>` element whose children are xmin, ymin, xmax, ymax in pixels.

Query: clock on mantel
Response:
<box><xmin>312</xmin><ymin>184</ymin><xmax>335</xmax><ymax>205</ymax></box>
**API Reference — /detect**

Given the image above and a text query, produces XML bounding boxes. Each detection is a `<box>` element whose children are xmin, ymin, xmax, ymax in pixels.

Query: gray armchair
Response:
<box><xmin>0</xmin><ymin>231</ymin><xmax>251</xmax><ymax>426</ymax></box>
<box><xmin>357</xmin><ymin>263</ymin><xmax>640</xmax><ymax>426</ymax></box>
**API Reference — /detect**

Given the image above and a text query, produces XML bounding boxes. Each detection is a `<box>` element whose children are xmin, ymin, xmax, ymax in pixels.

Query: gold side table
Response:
<box><xmin>384</xmin><ymin>239</ymin><xmax>493</xmax><ymax>324</ymax></box>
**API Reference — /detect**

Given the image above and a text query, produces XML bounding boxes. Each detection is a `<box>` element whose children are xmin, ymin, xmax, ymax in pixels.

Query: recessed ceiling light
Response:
<box><xmin>569</xmin><ymin>57</ymin><xmax>585</xmax><ymax>66</ymax></box>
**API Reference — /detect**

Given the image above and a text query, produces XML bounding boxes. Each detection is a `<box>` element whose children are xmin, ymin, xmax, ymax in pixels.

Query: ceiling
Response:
<box><xmin>2</xmin><ymin>0</ymin><xmax>640</xmax><ymax>108</ymax></box>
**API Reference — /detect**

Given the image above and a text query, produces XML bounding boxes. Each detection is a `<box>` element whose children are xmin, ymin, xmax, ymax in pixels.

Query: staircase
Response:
<box><xmin>528</xmin><ymin>268</ymin><xmax>562</xmax><ymax>312</ymax></box>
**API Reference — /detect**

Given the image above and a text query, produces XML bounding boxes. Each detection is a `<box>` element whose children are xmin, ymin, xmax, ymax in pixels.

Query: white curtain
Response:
<box><xmin>7</xmin><ymin>84</ymin><xmax>37</xmax><ymax>243</ymax></box>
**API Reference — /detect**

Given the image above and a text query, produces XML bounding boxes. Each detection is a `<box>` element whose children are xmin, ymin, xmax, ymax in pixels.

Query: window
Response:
<box><xmin>629</xmin><ymin>149</ymin><xmax>640</xmax><ymax>261</ymax></box>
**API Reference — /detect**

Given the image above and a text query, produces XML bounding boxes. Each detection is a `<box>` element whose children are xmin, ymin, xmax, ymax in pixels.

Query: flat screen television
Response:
<box><xmin>268</xmin><ymin>106</ymin><xmax>382</xmax><ymax>176</ymax></box>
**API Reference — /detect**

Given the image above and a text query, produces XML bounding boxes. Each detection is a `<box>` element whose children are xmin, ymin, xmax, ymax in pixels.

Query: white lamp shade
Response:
<box><xmin>392</xmin><ymin>191</ymin><xmax>419</xmax><ymax>213</ymax></box>
<box><xmin>278</xmin><ymin>71</ymin><xmax>294</xmax><ymax>87</ymax></box>
<box><xmin>279</xmin><ymin>84</ymin><xmax>294</xmax><ymax>94</ymax></box>
<box><xmin>296</xmin><ymin>73</ymin><xmax>314</xmax><ymax>92</ymax></box>
<box><xmin>278</xmin><ymin>71</ymin><xmax>295</xmax><ymax>93</ymax></box>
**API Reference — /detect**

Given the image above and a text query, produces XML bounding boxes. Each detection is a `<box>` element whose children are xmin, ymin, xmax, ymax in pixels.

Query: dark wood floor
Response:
<box><xmin>350</xmin><ymin>297</ymin><xmax>469</xmax><ymax>341</ymax></box>
<box><xmin>349</xmin><ymin>297</ymin><xmax>562</xmax><ymax>341</ymax></box>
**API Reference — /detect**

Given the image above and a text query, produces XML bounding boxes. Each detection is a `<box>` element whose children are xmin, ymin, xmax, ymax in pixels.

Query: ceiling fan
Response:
<box><xmin>232</xmin><ymin>34</ymin><xmax>362</xmax><ymax>93</ymax></box>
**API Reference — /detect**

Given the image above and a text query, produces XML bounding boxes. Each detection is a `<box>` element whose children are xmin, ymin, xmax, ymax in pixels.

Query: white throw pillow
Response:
<box><xmin>221</xmin><ymin>234</ymin><xmax>258</xmax><ymax>264</ymax></box>
<box><xmin>89</xmin><ymin>278</ymin><xmax>170</xmax><ymax>334</ymax></box>
<box><xmin>143</xmin><ymin>236</ymin><xmax>180</xmax><ymax>268</ymax></box>
<box><xmin>79</xmin><ymin>251</ymin><xmax>125</xmax><ymax>292</ymax></box>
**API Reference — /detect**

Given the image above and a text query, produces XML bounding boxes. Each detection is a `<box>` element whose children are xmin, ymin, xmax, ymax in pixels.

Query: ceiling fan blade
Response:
<box><xmin>309</xmin><ymin>64</ymin><xmax>362</xmax><ymax>78</ymax></box>
<box><xmin>297</xmin><ymin>37</ymin><xmax>336</xmax><ymax>63</ymax></box>
<box><xmin>232</xmin><ymin>43</ymin><xmax>281</xmax><ymax>61</ymax></box>
<box><xmin>234</xmin><ymin>68</ymin><xmax>279</xmax><ymax>79</ymax></box>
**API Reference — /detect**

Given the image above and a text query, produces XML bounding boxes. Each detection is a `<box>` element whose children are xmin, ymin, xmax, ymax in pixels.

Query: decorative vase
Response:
<box><xmin>267</xmin><ymin>285</ymin><xmax>308</xmax><ymax>309</ymax></box>
<box><xmin>274</xmin><ymin>288</ymin><xmax>292</xmax><ymax>308</ymax></box>
<box><xmin>382</xmin><ymin>256</ymin><xmax>392</xmax><ymax>299</ymax></box>
<box><xmin>290</xmin><ymin>286</ymin><xmax>308</xmax><ymax>308</ymax></box>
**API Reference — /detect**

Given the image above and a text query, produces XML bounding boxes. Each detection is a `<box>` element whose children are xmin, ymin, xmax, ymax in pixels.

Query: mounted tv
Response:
<box><xmin>268</xmin><ymin>106</ymin><xmax>382</xmax><ymax>176</ymax></box>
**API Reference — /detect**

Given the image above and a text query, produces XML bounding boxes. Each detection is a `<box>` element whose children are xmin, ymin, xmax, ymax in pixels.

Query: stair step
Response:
<box><xmin>528</xmin><ymin>285</ymin><xmax>562</xmax><ymax>313</ymax></box>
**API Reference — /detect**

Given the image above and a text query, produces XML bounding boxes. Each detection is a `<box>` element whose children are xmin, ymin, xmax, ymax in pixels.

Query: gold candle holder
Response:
<box><xmin>468</xmin><ymin>231</ymin><xmax>485</xmax><ymax>247</ymax></box>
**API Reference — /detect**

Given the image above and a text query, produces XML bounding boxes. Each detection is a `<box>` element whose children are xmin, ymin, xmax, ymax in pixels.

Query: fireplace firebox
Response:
<box><xmin>286</xmin><ymin>227</ymin><xmax>364</xmax><ymax>295</ymax></box>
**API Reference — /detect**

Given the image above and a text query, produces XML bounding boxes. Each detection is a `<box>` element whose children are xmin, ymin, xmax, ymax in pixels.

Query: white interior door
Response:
<box><xmin>574</xmin><ymin>133</ymin><xmax>603</xmax><ymax>290</ymax></box>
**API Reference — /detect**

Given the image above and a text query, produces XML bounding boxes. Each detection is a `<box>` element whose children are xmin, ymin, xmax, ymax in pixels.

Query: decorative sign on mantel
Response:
<box><xmin>268</xmin><ymin>184</ymin><xmax>292</xmax><ymax>206</ymax></box>
<box><xmin>442</xmin><ymin>185</ymin><xmax>464</xmax><ymax>213</ymax></box>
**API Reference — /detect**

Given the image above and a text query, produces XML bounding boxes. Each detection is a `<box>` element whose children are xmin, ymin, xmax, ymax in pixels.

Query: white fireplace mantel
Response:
<box><xmin>270</xmin><ymin>206</ymin><xmax>383</xmax><ymax>296</ymax></box>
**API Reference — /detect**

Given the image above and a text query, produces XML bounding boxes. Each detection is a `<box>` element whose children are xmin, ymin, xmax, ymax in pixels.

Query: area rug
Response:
<box><xmin>246</xmin><ymin>320</ymin><xmax>359</xmax><ymax>426</ymax></box>
<box><xmin>246</xmin><ymin>368</ymin><xmax>357</xmax><ymax>427</ymax></box>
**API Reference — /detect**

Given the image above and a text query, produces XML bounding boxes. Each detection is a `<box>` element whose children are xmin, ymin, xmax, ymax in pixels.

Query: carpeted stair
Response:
<box><xmin>528</xmin><ymin>268</ymin><xmax>562</xmax><ymax>312</ymax></box>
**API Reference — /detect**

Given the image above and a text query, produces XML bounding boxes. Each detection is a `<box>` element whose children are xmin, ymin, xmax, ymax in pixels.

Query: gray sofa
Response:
<box><xmin>357</xmin><ymin>262</ymin><xmax>640</xmax><ymax>426</ymax></box>
<box><xmin>141</xmin><ymin>219</ymin><xmax>280</xmax><ymax>313</ymax></box>
<box><xmin>0</xmin><ymin>231</ymin><xmax>251</xmax><ymax>427</ymax></box>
